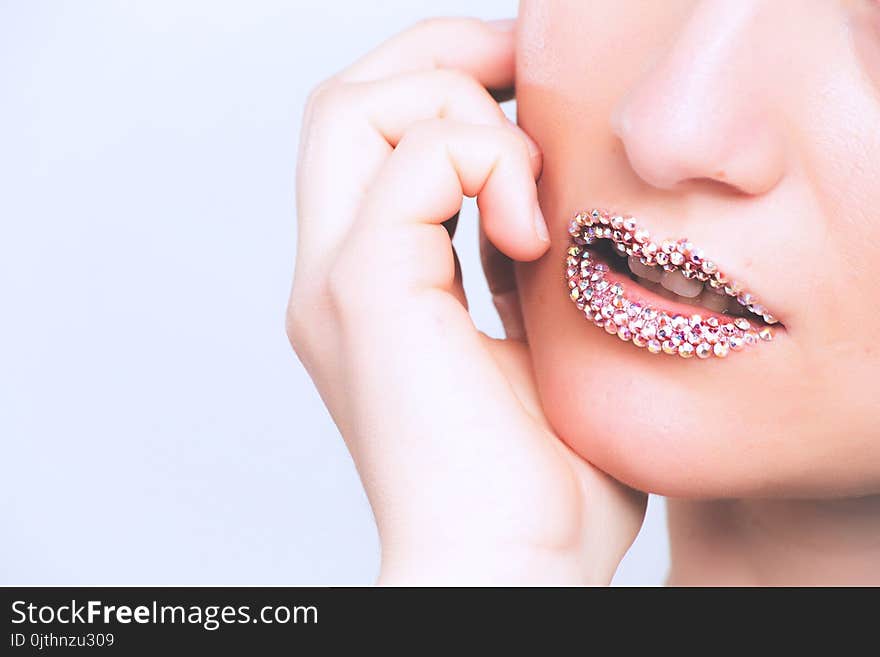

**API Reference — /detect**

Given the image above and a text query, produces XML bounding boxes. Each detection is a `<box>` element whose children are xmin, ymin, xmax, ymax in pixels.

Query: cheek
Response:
<box><xmin>516</xmin><ymin>213</ymin><xmax>880</xmax><ymax>499</ymax></box>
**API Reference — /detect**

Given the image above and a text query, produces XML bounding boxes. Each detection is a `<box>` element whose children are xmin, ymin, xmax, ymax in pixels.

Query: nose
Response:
<box><xmin>611</xmin><ymin>0</ymin><xmax>788</xmax><ymax>195</ymax></box>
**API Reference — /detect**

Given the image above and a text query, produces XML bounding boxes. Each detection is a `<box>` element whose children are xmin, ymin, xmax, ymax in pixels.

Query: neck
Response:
<box><xmin>665</xmin><ymin>495</ymin><xmax>880</xmax><ymax>586</ymax></box>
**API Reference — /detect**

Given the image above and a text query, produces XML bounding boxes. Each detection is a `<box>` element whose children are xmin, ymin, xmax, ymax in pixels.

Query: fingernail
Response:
<box><xmin>513</xmin><ymin>124</ymin><xmax>541</xmax><ymax>160</ymax></box>
<box><xmin>534</xmin><ymin>204</ymin><xmax>550</xmax><ymax>243</ymax></box>
<box><xmin>487</xmin><ymin>18</ymin><xmax>516</xmax><ymax>32</ymax></box>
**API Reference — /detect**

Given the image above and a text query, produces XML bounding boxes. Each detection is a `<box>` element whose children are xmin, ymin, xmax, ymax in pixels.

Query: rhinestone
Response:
<box><xmin>604</xmin><ymin>319</ymin><xmax>618</xmax><ymax>334</ymax></box>
<box><xmin>737</xmin><ymin>293</ymin><xmax>755</xmax><ymax>306</ymax></box>
<box><xmin>669</xmin><ymin>251</ymin><xmax>685</xmax><ymax>266</ymax></box>
<box><xmin>763</xmin><ymin>313</ymin><xmax>778</xmax><ymax>324</ymax></box>
<box><xmin>623</xmin><ymin>218</ymin><xmax>637</xmax><ymax>232</ymax></box>
<box><xmin>671</xmin><ymin>315</ymin><xmax>688</xmax><ymax>329</ymax></box>
<box><xmin>632</xmin><ymin>334</ymin><xmax>647</xmax><ymax>347</ymax></box>
<box><xmin>678</xmin><ymin>343</ymin><xmax>695</xmax><ymax>359</ymax></box>
<box><xmin>696</xmin><ymin>343</ymin><xmax>712</xmax><ymax>359</ymax></box>
<box><xmin>662</xmin><ymin>340</ymin><xmax>678</xmax><ymax>355</ymax></box>
<box><xmin>617</xmin><ymin>327</ymin><xmax>633</xmax><ymax>341</ymax></box>
<box><xmin>661</xmin><ymin>239</ymin><xmax>676</xmax><ymax>254</ymax></box>
<box><xmin>568</xmin><ymin>221</ymin><xmax>581</xmax><ymax>236</ymax></box>
<box><xmin>628</xmin><ymin>303</ymin><xmax>643</xmax><ymax>317</ymax></box>
<box><xmin>595</xmin><ymin>262</ymin><xmax>609</xmax><ymax>272</ymax></box>
<box><xmin>690</xmin><ymin>249</ymin><xmax>704</xmax><ymax>266</ymax></box>
<box><xmin>689</xmin><ymin>314</ymin><xmax>703</xmax><ymax>326</ymax></box>
<box><xmin>612</xmin><ymin>295</ymin><xmax>625</xmax><ymax>308</ymax></box>
<box><xmin>722</xmin><ymin>323</ymin><xmax>736</xmax><ymax>335</ymax></box>
<box><xmin>706</xmin><ymin>316</ymin><xmax>719</xmax><ymax>328</ymax></box>
<box><xmin>655</xmin><ymin>252</ymin><xmax>669</xmax><ymax>266</ymax></box>
<box><xmin>744</xmin><ymin>331</ymin><xmax>758</xmax><ymax>346</ymax></box>
<box><xmin>734</xmin><ymin>318</ymin><xmax>751</xmax><ymax>330</ymax></box>
<box><xmin>610</xmin><ymin>283</ymin><xmax>624</xmax><ymax>295</ymax></box>
<box><xmin>566</xmin><ymin>267</ymin><xmax>577</xmax><ymax>278</ymax></box>
<box><xmin>613</xmin><ymin>311</ymin><xmax>629</xmax><ymax>326</ymax></box>
<box><xmin>599</xmin><ymin>213</ymin><xmax>610</xmax><ymax>225</ymax></box>
<box><xmin>729</xmin><ymin>335</ymin><xmax>745</xmax><ymax>351</ymax></box>
<box><xmin>656</xmin><ymin>326</ymin><xmax>672</xmax><ymax>341</ymax></box>
<box><xmin>749</xmin><ymin>303</ymin><xmax>767</xmax><ymax>316</ymax></box>
<box><xmin>702</xmin><ymin>260</ymin><xmax>717</xmax><ymax>275</ymax></box>
<box><xmin>634</xmin><ymin>228</ymin><xmax>650</xmax><ymax>243</ymax></box>
<box><xmin>713</xmin><ymin>342</ymin><xmax>730</xmax><ymax>358</ymax></box>
<box><xmin>682</xmin><ymin>268</ymin><xmax>697</xmax><ymax>279</ymax></box>
<box><xmin>759</xmin><ymin>327</ymin><xmax>774</xmax><ymax>341</ymax></box>
<box><xmin>642</xmin><ymin>308</ymin><xmax>658</xmax><ymax>321</ymax></box>
<box><xmin>595</xmin><ymin>280</ymin><xmax>609</xmax><ymax>292</ymax></box>
<box><xmin>687</xmin><ymin>331</ymin><xmax>702</xmax><ymax>345</ymax></box>
<box><xmin>570</xmin><ymin>289</ymin><xmax>580</xmax><ymax>301</ymax></box>
<box><xmin>601</xmin><ymin>304</ymin><xmax>615</xmax><ymax>318</ymax></box>
<box><xmin>647</xmin><ymin>339</ymin><xmax>662</xmax><ymax>354</ymax></box>
<box><xmin>610</xmin><ymin>215</ymin><xmax>624</xmax><ymax>229</ymax></box>
<box><xmin>642</xmin><ymin>242</ymin><xmax>658</xmax><ymax>257</ymax></box>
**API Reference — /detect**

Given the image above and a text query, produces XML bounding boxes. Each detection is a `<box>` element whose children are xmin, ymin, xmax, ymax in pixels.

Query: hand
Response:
<box><xmin>288</xmin><ymin>17</ymin><xmax>646</xmax><ymax>584</ymax></box>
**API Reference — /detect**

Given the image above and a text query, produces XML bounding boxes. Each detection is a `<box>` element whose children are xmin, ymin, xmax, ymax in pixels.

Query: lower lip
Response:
<box><xmin>566</xmin><ymin>248</ymin><xmax>776</xmax><ymax>359</ymax></box>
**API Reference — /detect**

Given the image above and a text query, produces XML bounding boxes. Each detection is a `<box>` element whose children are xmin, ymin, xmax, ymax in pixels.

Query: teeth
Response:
<box><xmin>660</xmin><ymin>269</ymin><xmax>704</xmax><ymax>298</ymax></box>
<box><xmin>698</xmin><ymin>290</ymin><xmax>730</xmax><ymax>313</ymax></box>
<box><xmin>627</xmin><ymin>256</ymin><xmax>663</xmax><ymax>282</ymax></box>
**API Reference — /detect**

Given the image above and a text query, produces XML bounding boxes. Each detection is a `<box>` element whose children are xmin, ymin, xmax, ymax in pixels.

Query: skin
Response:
<box><xmin>290</xmin><ymin>2</ymin><xmax>880</xmax><ymax>584</ymax></box>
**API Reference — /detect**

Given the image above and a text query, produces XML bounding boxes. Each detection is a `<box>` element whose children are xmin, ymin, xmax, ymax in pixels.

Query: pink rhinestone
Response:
<box><xmin>647</xmin><ymin>339</ymin><xmax>662</xmax><ymax>354</ymax></box>
<box><xmin>632</xmin><ymin>334</ymin><xmax>647</xmax><ymax>347</ymax></box>
<box><xmin>604</xmin><ymin>319</ymin><xmax>618</xmax><ymax>334</ymax></box>
<box><xmin>613</xmin><ymin>311</ymin><xmax>629</xmax><ymax>326</ymax></box>
<box><xmin>662</xmin><ymin>340</ymin><xmax>678</xmax><ymax>355</ymax></box>
<box><xmin>678</xmin><ymin>343</ymin><xmax>695</xmax><ymax>359</ymax></box>
<box><xmin>617</xmin><ymin>327</ymin><xmax>633</xmax><ymax>341</ymax></box>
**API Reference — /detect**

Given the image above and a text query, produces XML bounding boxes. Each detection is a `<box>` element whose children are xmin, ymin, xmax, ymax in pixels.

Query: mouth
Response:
<box><xmin>565</xmin><ymin>209</ymin><xmax>781</xmax><ymax>359</ymax></box>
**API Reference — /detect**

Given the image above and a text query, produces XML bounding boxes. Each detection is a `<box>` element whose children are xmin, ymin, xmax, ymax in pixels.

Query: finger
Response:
<box><xmin>339</xmin><ymin>17</ymin><xmax>516</xmax><ymax>89</ymax></box>
<box><xmin>480</xmin><ymin>225</ymin><xmax>525</xmax><ymax>341</ymax></box>
<box><xmin>353</xmin><ymin>68</ymin><xmax>535</xmax><ymax>148</ymax></box>
<box><xmin>352</xmin><ymin>119</ymin><xmax>548</xmax><ymax>298</ymax></box>
<box><xmin>296</xmin><ymin>70</ymin><xmax>541</xmax><ymax>270</ymax></box>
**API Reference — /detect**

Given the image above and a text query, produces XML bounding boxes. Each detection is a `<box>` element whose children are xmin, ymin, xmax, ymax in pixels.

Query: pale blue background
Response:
<box><xmin>0</xmin><ymin>0</ymin><xmax>669</xmax><ymax>584</ymax></box>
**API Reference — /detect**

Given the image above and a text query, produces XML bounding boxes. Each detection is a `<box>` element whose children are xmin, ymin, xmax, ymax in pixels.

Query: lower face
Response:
<box><xmin>514</xmin><ymin>0</ymin><xmax>880</xmax><ymax>498</ymax></box>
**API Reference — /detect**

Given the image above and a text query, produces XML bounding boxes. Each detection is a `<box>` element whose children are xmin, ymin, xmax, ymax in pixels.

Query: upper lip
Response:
<box><xmin>568</xmin><ymin>208</ymin><xmax>781</xmax><ymax>326</ymax></box>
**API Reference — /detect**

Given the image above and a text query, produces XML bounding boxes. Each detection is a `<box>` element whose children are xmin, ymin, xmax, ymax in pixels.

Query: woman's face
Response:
<box><xmin>515</xmin><ymin>0</ymin><xmax>880</xmax><ymax>497</ymax></box>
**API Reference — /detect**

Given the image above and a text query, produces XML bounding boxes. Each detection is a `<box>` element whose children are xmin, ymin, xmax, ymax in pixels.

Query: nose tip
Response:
<box><xmin>609</xmin><ymin>2</ymin><xmax>788</xmax><ymax>196</ymax></box>
<box><xmin>611</xmin><ymin>83</ymin><xmax>786</xmax><ymax>196</ymax></box>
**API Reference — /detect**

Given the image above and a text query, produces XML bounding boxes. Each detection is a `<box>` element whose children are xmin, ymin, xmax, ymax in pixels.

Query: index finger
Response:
<box><xmin>338</xmin><ymin>17</ymin><xmax>517</xmax><ymax>89</ymax></box>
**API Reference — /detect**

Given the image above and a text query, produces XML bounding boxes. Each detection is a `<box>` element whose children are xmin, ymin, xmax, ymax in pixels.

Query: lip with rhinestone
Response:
<box><xmin>565</xmin><ymin>209</ymin><xmax>780</xmax><ymax>360</ymax></box>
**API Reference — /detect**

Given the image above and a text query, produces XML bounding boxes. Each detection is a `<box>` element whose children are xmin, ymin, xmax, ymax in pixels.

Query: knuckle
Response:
<box><xmin>303</xmin><ymin>77</ymin><xmax>350</xmax><ymax>120</ymax></box>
